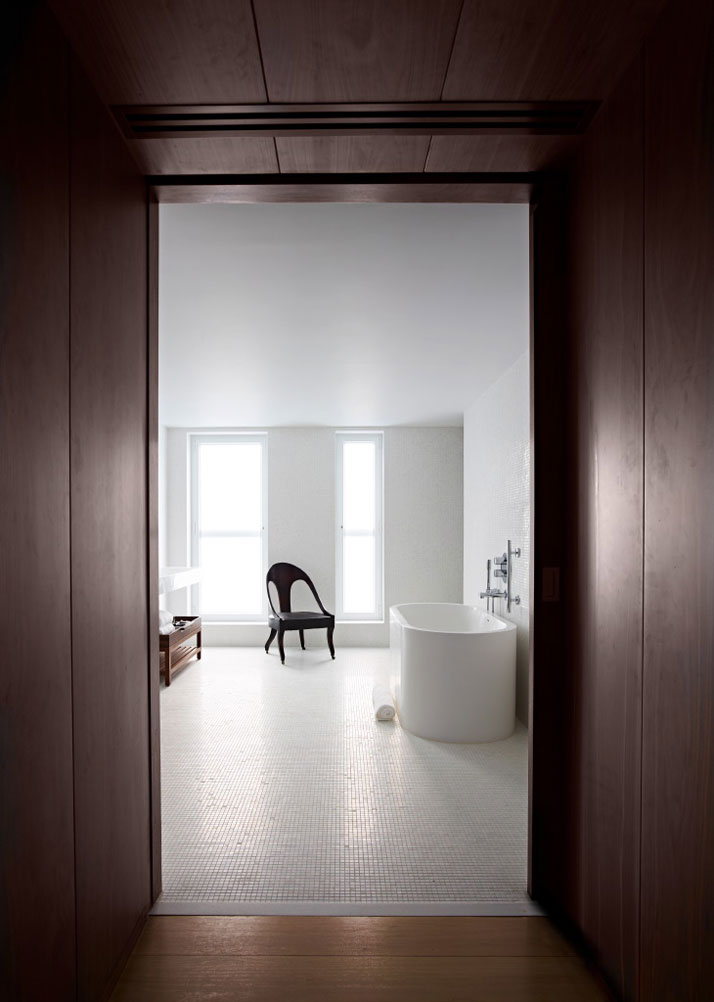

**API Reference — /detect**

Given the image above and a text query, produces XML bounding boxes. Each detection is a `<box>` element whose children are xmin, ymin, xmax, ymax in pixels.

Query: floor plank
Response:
<box><xmin>113</xmin><ymin>917</ymin><xmax>612</xmax><ymax>1001</ymax></box>
<box><xmin>135</xmin><ymin>915</ymin><xmax>575</xmax><ymax>958</ymax></box>
<box><xmin>112</xmin><ymin>953</ymin><xmax>609</xmax><ymax>1002</ymax></box>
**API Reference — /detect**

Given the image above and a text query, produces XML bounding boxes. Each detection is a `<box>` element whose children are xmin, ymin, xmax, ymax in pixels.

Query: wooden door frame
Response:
<box><xmin>145</xmin><ymin>172</ymin><xmax>556</xmax><ymax>906</ymax></box>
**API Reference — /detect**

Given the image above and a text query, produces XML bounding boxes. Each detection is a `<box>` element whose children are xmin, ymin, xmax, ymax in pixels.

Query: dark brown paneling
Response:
<box><xmin>130</xmin><ymin>137</ymin><xmax>279</xmax><ymax>175</ymax></box>
<box><xmin>50</xmin><ymin>0</ymin><xmax>266</xmax><ymax>104</ymax></box>
<box><xmin>568</xmin><ymin>60</ymin><xmax>644</xmax><ymax>1001</ymax></box>
<box><xmin>426</xmin><ymin>135</ymin><xmax>581</xmax><ymax>173</ymax></box>
<box><xmin>0</xmin><ymin>9</ymin><xmax>76</xmax><ymax>999</ymax></box>
<box><xmin>147</xmin><ymin>196</ymin><xmax>161</xmax><ymax>902</ymax></box>
<box><xmin>444</xmin><ymin>0</ymin><xmax>663</xmax><ymax>100</ymax></box>
<box><xmin>69</xmin><ymin>55</ymin><xmax>151</xmax><ymax>1001</ymax></box>
<box><xmin>641</xmin><ymin>0</ymin><xmax>714</xmax><ymax>997</ymax></box>
<box><xmin>253</xmin><ymin>0</ymin><xmax>463</xmax><ymax>102</ymax></box>
<box><xmin>530</xmin><ymin>172</ymin><xmax>576</xmax><ymax>920</ymax></box>
<box><xmin>276</xmin><ymin>136</ymin><xmax>430</xmax><ymax>173</ymax></box>
<box><xmin>151</xmin><ymin>176</ymin><xmax>534</xmax><ymax>204</ymax></box>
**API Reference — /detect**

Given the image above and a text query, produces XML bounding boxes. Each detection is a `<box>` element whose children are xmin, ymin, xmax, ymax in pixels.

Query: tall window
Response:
<box><xmin>336</xmin><ymin>432</ymin><xmax>383</xmax><ymax>621</ymax></box>
<box><xmin>190</xmin><ymin>434</ymin><xmax>267</xmax><ymax>620</ymax></box>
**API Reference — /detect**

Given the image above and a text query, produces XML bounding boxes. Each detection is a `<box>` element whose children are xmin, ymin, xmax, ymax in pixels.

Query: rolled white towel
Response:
<box><xmin>159</xmin><ymin>623</ymin><xmax>176</xmax><ymax>635</ymax></box>
<box><xmin>159</xmin><ymin>609</ymin><xmax>173</xmax><ymax>628</ymax></box>
<box><xmin>373</xmin><ymin>683</ymin><xmax>395</xmax><ymax>721</ymax></box>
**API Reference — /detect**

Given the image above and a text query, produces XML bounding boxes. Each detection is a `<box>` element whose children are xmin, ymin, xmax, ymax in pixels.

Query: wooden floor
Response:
<box><xmin>110</xmin><ymin>916</ymin><xmax>613</xmax><ymax>1001</ymax></box>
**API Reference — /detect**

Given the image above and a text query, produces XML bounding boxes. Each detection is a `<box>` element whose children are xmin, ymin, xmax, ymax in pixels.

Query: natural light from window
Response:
<box><xmin>337</xmin><ymin>433</ymin><xmax>383</xmax><ymax>620</ymax></box>
<box><xmin>191</xmin><ymin>435</ymin><xmax>267</xmax><ymax>619</ymax></box>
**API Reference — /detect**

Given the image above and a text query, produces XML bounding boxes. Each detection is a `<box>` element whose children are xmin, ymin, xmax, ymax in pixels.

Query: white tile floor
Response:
<box><xmin>156</xmin><ymin>646</ymin><xmax>534</xmax><ymax>916</ymax></box>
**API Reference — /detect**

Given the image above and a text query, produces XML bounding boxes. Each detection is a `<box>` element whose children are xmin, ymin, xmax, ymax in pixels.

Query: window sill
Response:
<box><xmin>336</xmin><ymin>619</ymin><xmax>385</xmax><ymax>626</ymax></box>
<box><xmin>202</xmin><ymin>620</ymin><xmax>267</xmax><ymax>626</ymax></box>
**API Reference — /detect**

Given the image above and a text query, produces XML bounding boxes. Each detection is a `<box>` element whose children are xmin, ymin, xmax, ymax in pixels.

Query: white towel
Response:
<box><xmin>159</xmin><ymin>623</ymin><xmax>176</xmax><ymax>635</ymax></box>
<box><xmin>373</xmin><ymin>684</ymin><xmax>395</xmax><ymax>721</ymax></box>
<box><xmin>159</xmin><ymin>609</ymin><xmax>173</xmax><ymax>628</ymax></box>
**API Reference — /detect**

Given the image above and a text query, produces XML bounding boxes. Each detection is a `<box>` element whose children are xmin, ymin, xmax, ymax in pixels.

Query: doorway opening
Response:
<box><xmin>153</xmin><ymin>198</ymin><xmax>534</xmax><ymax>916</ymax></box>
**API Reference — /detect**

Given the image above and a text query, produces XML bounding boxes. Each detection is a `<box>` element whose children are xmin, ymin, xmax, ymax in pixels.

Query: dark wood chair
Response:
<box><xmin>265</xmin><ymin>562</ymin><xmax>335</xmax><ymax>665</ymax></box>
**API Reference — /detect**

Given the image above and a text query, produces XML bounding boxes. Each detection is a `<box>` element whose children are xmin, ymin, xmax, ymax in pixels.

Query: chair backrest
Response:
<box><xmin>266</xmin><ymin>562</ymin><xmax>328</xmax><ymax>615</ymax></box>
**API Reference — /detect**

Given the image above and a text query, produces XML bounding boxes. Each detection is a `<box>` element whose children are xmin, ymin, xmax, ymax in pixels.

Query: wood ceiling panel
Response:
<box><xmin>130</xmin><ymin>137</ymin><xmax>278</xmax><ymax>174</ymax></box>
<box><xmin>443</xmin><ymin>0</ymin><xmax>663</xmax><ymax>100</ymax></box>
<box><xmin>276</xmin><ymin>136</ymin><xmax>430</xmax><ymax>173</ymax></box>
<box><xmin>426</xmin><ymin>135</ymin><xmax>581</xmax><ymax>173</ymax></box>
<box><xmin>50</xmin><ymin>0</ymin><xmax>266</xmax><ymax>104</ymax></box>
<box><xmin>253</xmin><ymin>0</ymin><xmax>463</xmax><ymax>102</ymax></box>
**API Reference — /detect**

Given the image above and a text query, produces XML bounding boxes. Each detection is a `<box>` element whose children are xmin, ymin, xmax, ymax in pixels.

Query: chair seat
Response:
<box><xmin>269</xmin><ymin>610</ymin><xmax>333</xmax><ymax>627</ymax></box>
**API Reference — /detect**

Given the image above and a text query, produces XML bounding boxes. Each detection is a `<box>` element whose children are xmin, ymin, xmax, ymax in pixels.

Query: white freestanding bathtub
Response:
<box><xmin>390</xmin><ymin>603</ymin><xmax>516</xmax><ymax>743</ymax></box>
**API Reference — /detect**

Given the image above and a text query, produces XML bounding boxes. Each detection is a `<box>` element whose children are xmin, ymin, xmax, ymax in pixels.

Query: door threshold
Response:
<box><xmin>151</xmin><ymin>899</ymin><xmax>544</xmax><ymax>917</ymax></box>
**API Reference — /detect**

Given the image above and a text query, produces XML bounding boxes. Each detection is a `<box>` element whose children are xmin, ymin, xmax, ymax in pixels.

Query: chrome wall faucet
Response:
<box><xmin>480</xmin><ymin>540</ymin><xmax>521</xmax><ymax>613</ymax></box>
<box><xmin>480</xmin><ymin>557</ymin><xmax>506</xmax><ymax>611</ymax></box>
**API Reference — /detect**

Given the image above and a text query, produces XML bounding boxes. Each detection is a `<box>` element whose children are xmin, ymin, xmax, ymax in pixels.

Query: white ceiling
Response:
<box><xmin>159</xmin><ymin>202</ymin><xmax>529</xmax><ymax>428</ymax></box>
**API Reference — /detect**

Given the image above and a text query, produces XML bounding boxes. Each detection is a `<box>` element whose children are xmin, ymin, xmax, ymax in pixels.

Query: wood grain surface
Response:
<box><xmin>529</xmin><ymin>171</ymin><xmax>574</xmax><ymax>911</ymax></box>
<box><xmin>111</xmin><ymin>917</ymin><xmax>611</xmax><ymax>1002</ymax></box>
<box><xmin>253</xmin><ymin>0</ymin><xmax>463</xmax><ymax>102</ymax></box>
<box><xmin>150</xmin><ymin>175</ymin><xmax>534</xmax><ymax>204</ymax></box>
<box><xmin>69</xmin><ymin>54</ymin><xmax>151</xmax><ymax>1002</ymax></box>
<box><xmin>641</xmin><ymin>0</ymin><xmax>714</xmax><ymax>997</ymax></box>
<box><xmin>426</xmin><ymin>134</ymin><xmax>581</xmax><ymax>173</ymax></box>
<box><xmin>443</xmin><ymin>0</ymin><xmax>663</xmax><ymax>100</ymax></box>
<box><xmin>276</xmin><ymin>136</ymin><xmax>431</xmax><ymax>174</ymax></box>
<box><xmin>134</xmin><ymin>915</ymin><xmax>577</xmax><ymax>957</ymax></box>
<box><xmin>567</xmin><ymin>59</ymin><xmax>644</xmax><ymax>1002</ymax></box>
<box><xmin>50</xmin><ymin>0</ymin><xmax>266</xmax><ymax>104</ymax></box>
<box><xmin>147</xmin><ymin>195</ymin><xmax>161</xmax><ymax>903</ymax></box>
<box><xmin>130</xmin><ymin>137</ymin><xmax>279</xmax><ymax>175</ymax></box>
<box><xmin>0</xmin><ymin>8</ymin><xmax>76</xmax><ymax>999</ymax></box>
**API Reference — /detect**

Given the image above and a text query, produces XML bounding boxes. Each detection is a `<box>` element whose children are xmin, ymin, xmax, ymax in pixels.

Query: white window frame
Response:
<box><xmin>189</xmin><ymin>432</ymin><xmax>268</xmax><ymax>622</ymax></box>
<box><xmin>335</xmin><ymin>431</ymin><xmax>384</xmax><ymax>622</ymax></box>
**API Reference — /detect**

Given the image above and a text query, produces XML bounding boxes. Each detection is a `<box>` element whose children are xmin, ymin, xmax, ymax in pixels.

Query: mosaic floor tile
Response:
<box><xmin>159</xmin><ymin>647</ymin><xmax>529</xmax><ymax>908</ymax></box>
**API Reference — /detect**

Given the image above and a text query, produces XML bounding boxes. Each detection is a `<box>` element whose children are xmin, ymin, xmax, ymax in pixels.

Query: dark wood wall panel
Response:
<box><xmin>253</xmin><ymin>0</ymin><xmax>463</xmax><ymax>102</ymax></box>
<box><xmin>641</xmin><ymin>0</ymin><xmax>714</xmax><ymax>997</ymax></box>
<box><xmin>567</xmin><ymin>60</ymin><xmax>644</xmax><ymax>1002</ymax></box>
<box><xmin>69</xmin><ymin>56</ymin><xmax>151</xmax><ymax>1002</ymax></box>
<box><xmin>443</xmin><ymin>0</ymin><xmax>662</xmax><ymax>100</ymax></box>
<box><xmin>276</xmin><ymin>136</ymin><xmax>430</xmax><ymax>173</ymax></box>
<box><xmin>50</xmin><ymin>0</ymin><xmax>266</xmax><ymax>104</ymax></box>
<box><xmin>530</xmin><ymin>175</ymin><xmax>576</xmax><ymax>917</ymax></box>
<box><xmin>0</xmin><ymin>9</ymin><xmax>76</xmax><ymax>1000</ymax></box>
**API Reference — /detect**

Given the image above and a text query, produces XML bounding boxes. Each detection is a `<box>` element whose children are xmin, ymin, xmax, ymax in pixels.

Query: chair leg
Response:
<box><xmin>299</xmin><ymin>629</ymin><xmax>305</xmax><ymax>650</ymax></box>
<box><xmin>327</xmin><ymin>625</ymin><xmax>335</xmax><ymax>660</ymax></box>
<box><xmin>278</xmin><ymin>625</ymin><xmax>286</xmax><ymax>664</ymax></box>
<box><xmin>265</xmin><ymin>628</ymin><xmax>277</xmax><ymax>653</ymax></box>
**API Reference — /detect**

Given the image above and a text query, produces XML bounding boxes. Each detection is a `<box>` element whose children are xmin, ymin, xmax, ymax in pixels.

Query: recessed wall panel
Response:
<box><xmin>69</xmin><ymin>56</ymin><xmax>151</xmax><ymax>1002</ymax></box>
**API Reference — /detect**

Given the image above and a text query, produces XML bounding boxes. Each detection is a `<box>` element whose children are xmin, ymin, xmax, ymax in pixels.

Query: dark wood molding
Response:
<box><xmin>148</xmin><ymin>171</ymin><xmax>537</xmax><ymax>203</ymax></box>
<box><xmin>114</xmin><ymin>101</ymin><xmax>597</xmax><ymax>139</ymax></box>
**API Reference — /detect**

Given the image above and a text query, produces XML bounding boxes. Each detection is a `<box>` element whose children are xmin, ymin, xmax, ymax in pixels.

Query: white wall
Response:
<box><xmin>463</xmin><ymin>351</ymin><xmax>530</xmax><ymax>723</ymax></box>
<box><xmin>163</xmin><ymin>426</ymin><xmax>463</xmax><ymax>647</ymax></box>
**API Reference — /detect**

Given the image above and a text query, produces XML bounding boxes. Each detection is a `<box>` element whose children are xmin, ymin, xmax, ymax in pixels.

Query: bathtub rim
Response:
<box><xmin>389</xmin><ymin>601</ymin><xmax>516</xmax><ymax>635</ymax></box>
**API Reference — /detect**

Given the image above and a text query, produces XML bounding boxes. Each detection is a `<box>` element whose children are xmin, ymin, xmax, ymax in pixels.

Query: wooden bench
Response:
<box><xmin>160</xmin><ymin>616</ymin><xmax>202</xmax><ymax>686</ymax></box>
